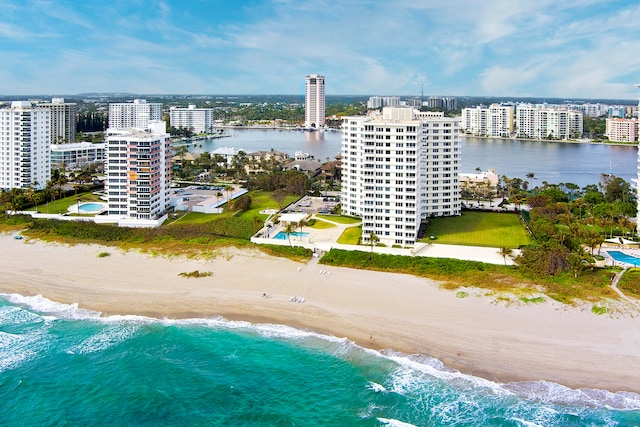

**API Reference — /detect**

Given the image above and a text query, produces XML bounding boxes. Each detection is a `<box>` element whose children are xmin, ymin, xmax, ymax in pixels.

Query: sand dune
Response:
<box><xmin>1</xmin><ymin>234</ymin><xmax>639</xmax><ymax>393</ymax></box>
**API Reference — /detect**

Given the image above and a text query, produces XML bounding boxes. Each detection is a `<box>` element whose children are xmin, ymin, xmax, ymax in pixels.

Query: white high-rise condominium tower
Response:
<box><xmin>169</xmin><ymin>105</ymin><xmax>215</xmax><ymax>134</ymax></box>
<box><xmin>104</xmin><ymin>121</ymin><xmax>172</xmax><ymax>225</ymax></box>
<box><xmin>0</xmin><ymin>101</ymin><xmax>51</xmax><ymax>190</ymax></box>
<box><xmin>108</xmin><ymin>99</ymin><xmax>162</xmax><ymax>130</ymax></box>
<box><xmin>341</xmin><ymin>107</ymin><xmax>461</xmax><ymax>247</ymax></box>
<box><xmin>305</xmin><ymin>74</ymin><xmax>325</xmax><ymax>129</ymax></box>
<box><xmin>36</xmin><ymin>98</ymin><xmax>77</xmax><ymax>144</ymax></box>
<box><xmin>461</xmin><ymin>104</ymin><xmax>514</xmax><ymax>137</ymax></box>
<box><xmin>515</xmin><ymin>104</ymin><xmax>583</xmax><ymax>139</ymax></box>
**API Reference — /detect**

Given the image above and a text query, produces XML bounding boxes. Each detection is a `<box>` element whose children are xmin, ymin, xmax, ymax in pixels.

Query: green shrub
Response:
<box><xmin>519</xmin><ymin>296</ymin><xmax>545</xmax><ymax>304</ymax></box>
<box><xmin>179</xmin><ymin>270</ymin><xmax>213</xmax><ymax>278</ymax></box>
<box><xmin>97</xmin><ymin>252</ymin><xmax>110</xmax><ymax>258</ymax></box>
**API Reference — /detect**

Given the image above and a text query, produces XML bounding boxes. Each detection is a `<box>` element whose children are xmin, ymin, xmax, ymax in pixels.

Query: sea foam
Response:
<box><xmin>2</xmin><ymin>292</ymin><xmax>639</xmax><ymax>411</ymax></box>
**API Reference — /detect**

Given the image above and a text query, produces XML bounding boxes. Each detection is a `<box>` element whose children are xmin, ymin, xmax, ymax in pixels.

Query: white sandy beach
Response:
<box><xmin>1</xmin><ymin>233</ymin><xmax>639</xmax><ymax>393</ymax></box>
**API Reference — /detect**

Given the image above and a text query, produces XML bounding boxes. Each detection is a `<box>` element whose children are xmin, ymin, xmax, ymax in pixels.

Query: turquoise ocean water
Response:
<box><xmin>1</xmin><ymin>293</ymin><xmax>639</xmax><ymax>426</ymax></box>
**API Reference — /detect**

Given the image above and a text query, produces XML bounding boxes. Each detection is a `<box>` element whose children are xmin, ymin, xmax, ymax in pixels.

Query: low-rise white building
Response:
<box><xmin>459</xmin><ymin>169</ymin><xmax>500</xmax><ymax>198</ymax></box>
<box><xmin>51</xmin><ymin>142</ymin><xmax>105</xmax><ymax>170</ymax></box>
<box><xmin>341</xmin><ymin>107</ymin><xmax>461</xmax><ymax>247</ymax></box>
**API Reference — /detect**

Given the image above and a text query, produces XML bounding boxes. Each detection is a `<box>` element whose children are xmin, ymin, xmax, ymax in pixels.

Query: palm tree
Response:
<box><xmin>284</xmin><ymin>222</ymin><xmax>295</xmax><ymax>247</ymax></box>
<box><xmin>499</xmin><ymin>246</ymin><xmax>513</xmax><ymax>266</ymax></box>
<box><xmin>513</xmin><ymin>194</ymin><xmax>523</xmax><ymax>211</ymax></box>
<box><xmin>26</xmin><ymin>183</ymin><xmax>40</xmax><ymax>212</ymax></box>
<box><xmin>567</xmin><ymin>247</ymin><xmax>588</xmax><ymax>279</ymax></box>
<box><xmin>224</xmin><ymin>185</ymin><xmax>234</xmax><ymax>205</ymax></box>
<box><xmin>369</xmin><ymin>232</ymin><xmax>379</xmax><ymax>259</ymax></box>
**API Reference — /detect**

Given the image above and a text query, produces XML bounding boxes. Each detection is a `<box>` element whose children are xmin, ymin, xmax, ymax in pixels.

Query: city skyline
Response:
<box><xmin>1</xmin><ymin>1</ymin><xmax>639</xmax><ymax>99</ymax></box>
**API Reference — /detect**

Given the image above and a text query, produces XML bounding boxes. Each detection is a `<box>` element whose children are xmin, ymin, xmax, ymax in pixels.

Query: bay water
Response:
<box><xmin>1</xmin><ymin>294</ymin><xmax>639</xmax><ymax>426</ymax></box>
<box><xmin>188</xmin><ymin>129</ymin><xmax>638</xmax><ymax>188</ymax></box>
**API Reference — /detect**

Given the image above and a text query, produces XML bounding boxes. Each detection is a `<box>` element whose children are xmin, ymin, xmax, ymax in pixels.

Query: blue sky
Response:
<box><xmin>1</xmin><ymin>0</ymin><xmax>640</xmax><ymax>99</ymax></box>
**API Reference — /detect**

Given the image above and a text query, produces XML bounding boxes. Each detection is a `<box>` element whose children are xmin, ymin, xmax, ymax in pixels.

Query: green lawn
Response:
<box><xmin>233</xmin><ymin>191</ymin><xmax>298</xmax><ymax>221</ymax></box>
<box><xmin>168</xmin><ymin>190</ymin><xmax>298</xmax><ymax>226</ymax></box>
<box><xmin>28</xmin><ymin>192</ymin><xmax>104</xmax><ymax>214</ymax></box>
<box><xmin>316</xmin><ymin>214</ymin><xmax>361</xmax><ymax>224</ymax></box>
<box><xmin>308</xmin><ymin>219</ymin><xmax>336</xmax><ymax>229</ymax></box>
<box><xmin>337</xmin><ymin>225</ymin><xmax>362</xmax><ymax>244</ymax></box>
<box><xmin>423</xmin><ymin>211</ymin><xmax>530</xmax><ymax>248</ymax></box>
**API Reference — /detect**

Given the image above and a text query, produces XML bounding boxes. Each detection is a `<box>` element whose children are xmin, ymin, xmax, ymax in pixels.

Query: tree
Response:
<box><xmin>298</xmin><ymin>218</ymin><xmax>307</xmax><ymax>235</ymax></box>
<box><xmin>499</xmin><ymin>246</ymin><xmax>513</xmax><ymax>266</ymax></box>
<box><xmin>224</xmin><ymin>185</ymin><xmax>235</xmax><ymax>205</ymax></box>
<box><xmin>567</xmin><ymin>248</ymin><xmax>588</xmax><ymax>279</ymax></box>
<box><xmin>368</xmin><ymin>232</ymin><xmax>379</xmax><ymax>259</ymax></box>
<box><xmin>271</xmin><ymin>189</ymin><xmax>287</xmax><ymax>209</ymax></box>
<box><xmin>25</xmin><ymin>183</ymin><xmax>41</xmax><ymax>212</ymax></box>
<box><xmin>232</xmin><ymin>194</ymin><xmax>252</xmax><ymax>211</ymax></box>
<box><xmin>284</xmin><ymin>222</ymin><xmax>295</xmax><ymax>247</ymax></box>
<box><xmin>584</xmin><ymin>230</ymin><xmax>605</xmax><ymax>255</ymax></box>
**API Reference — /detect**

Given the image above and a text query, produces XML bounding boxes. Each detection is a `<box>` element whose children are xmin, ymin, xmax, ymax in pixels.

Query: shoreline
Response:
<box><xmin>462</xmin><ymin>134</ymin><xmax>637</xmax><ymax>147</ymax></box>
<box><xmin>1</xmin><ymin>234</ymin><xmax>639</xmax><ymax>394</ymax></box>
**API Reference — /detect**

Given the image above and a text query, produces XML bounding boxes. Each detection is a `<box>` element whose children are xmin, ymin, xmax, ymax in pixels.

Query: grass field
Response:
<box><xmin>423</xmin><ymin>211</ymin><xmax>531</xmax><ymax>248</ymax></box>
<box><xmin>27</xmin><ymin>192</ymin><xmax>104</xmax><ymax>214</ymax></box>
<box><xmin>315</xmin><ymin>214</ymin><xmax>361</xmax><ymax>224</ymax></box>
<box><xmin>168</xmin><ymin>191</ymin><xmax>298</xmax><ymax>226</ymax></box>
<box><xmin>307</xmin><ymin>218</ymin><xmax>336</xmax><ymax>229</ymax></box>
<box><xmin>337</xmin><ymin>226</ymin><xmax>362</xmax><ymax>244</ymax></box>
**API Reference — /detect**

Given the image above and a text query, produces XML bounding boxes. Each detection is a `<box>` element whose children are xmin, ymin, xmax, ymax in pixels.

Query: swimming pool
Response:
<box><xmin>608</xmin><ymin>250</ymin><xmax>640</xmax><ymax>266</ymax></box>
<box><xmin>273</xmin><ymin>231</ymin><xmax>309</xmax><ymax>240</ymax></box>
<box><xmin>76</xmin><ymin>202</ymin><xmax>107</xmax><ymax>214</ymax></box>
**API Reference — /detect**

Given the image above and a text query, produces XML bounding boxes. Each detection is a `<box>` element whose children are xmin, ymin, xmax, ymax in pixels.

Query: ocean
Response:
<box><xmin>1</xmin><ymin>294</ymin><xmax>639</xmax><ymax>426</ymax></box>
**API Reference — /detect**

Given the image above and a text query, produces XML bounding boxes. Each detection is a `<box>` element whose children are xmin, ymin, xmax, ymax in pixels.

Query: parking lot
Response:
<box><xmin>284</xmin><ymin>196</ymin><xmax>339</xmax><ymax>214</ymax></box>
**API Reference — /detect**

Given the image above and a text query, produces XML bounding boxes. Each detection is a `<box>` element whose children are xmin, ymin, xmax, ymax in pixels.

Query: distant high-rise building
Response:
<box><xmin>0</xmin><ymin>101</ymin><xmax>50</xmax><ymax>190</ymax></box>
<box><xmin>341</xmin><ymin>107</ymin><xmax>460</xmax><ymax>247</ymax></box>
<box><xmin>170</xmin><ymin>105</ymin><xmax>215</xmax><ymax>133</ymax></box>
<box><xmin>427</xmin><ymin>96</ymin><xmax>444</xmax><ymax>109</ymax></box>
<box><xmin>36</xmin><ymin>98</ymin><xmax>77</xmax><ymax>144</ymax></box>
<box><xmin>104</xmin><ymin>121</ymin><xmax>171</xmax><ymax>224</ymax></box>
<box><xmin>516</xmin><ymin>104</ymin><xmax>583</xmax><ymax>139</ymax></box>
<box><xmin>383</xmin><ymin>96</ymin><xmax>400</xmax><ymax>107</ymax></box>
<box><xmin>605</xmin><ymin>118</ymin><xmax>638</xmax><ymax>142</ymax></box>
<box><xmin>608</xmin><ymin>106</ymin><xmax>627</xmax><ymax>118</ymax></box>
<box><xmin>108</xmin><ymin>99</ymin><xmax>162</xmax><ymax>130</ymax></box>
<box><xmin>405</xmin><ymin>98</ymin><xmax>422</xmax><ymax>108</ymax></box>
<box><xmin>461</xmin><ymin>104</ymin><xmax>514</xmax><ymax>137</ymax></box>
<box><xmin>442</xmin><ymin>97</ymin><xmax>458</xmax><ymax>111</ymax></box>
<box><xmin>367</xmin><ymin>96</ymin><xmax>383</xmax><ymax>109</ymax></box>
<box><xmin>305</xmin><ymin>74</ymin><xmax>325</xmax><ymax>129</ymax></box>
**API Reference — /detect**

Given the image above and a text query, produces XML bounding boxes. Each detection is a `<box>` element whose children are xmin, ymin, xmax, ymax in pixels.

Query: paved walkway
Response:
<box><xmin>306</xmin><ymin>215</ymin><xmax>518</xmax><ymax>265</ymax></box>
<box><xmin>610</xmin><ymin>267</ymin><xmax>640</xmax><ymax>310</ymax></box>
